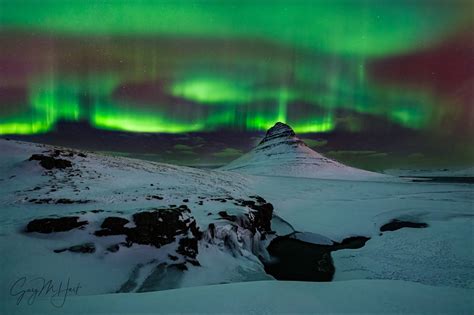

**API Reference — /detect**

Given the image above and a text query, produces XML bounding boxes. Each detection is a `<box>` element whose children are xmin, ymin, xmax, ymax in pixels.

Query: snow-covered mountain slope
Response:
<box><xmin>220</xmin><ymin>122</ymin><xmax>386</xmax><ymax>180</ymax></box>
<box><xmin>0</xmin><ymin>139</ymin><xmax>277</xmax><ymax>297</ymax></box>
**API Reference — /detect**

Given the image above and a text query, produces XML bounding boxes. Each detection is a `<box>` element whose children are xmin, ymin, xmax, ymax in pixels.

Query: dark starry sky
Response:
<box><xmin>1</xmin><ymin>1</ymin><xmax>473</xmax><ymax>170</ymax></box>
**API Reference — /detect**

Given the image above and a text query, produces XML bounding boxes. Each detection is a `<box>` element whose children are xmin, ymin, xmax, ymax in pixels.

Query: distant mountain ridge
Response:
<box><xmin>221</xmin><ymin>122</ymin><xmax>385</xmax><ymax>180</ymax></box>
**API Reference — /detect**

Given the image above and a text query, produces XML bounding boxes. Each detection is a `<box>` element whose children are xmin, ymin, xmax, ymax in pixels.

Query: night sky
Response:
<box><xmin>1</xmin><ymin>1</ymin><xmax>473</xmax><ymax>170</ymax></box>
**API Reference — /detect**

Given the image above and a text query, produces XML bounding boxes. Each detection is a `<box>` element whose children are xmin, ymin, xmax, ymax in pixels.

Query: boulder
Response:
<box><xmin>26</xmin><ymin>216</ymin><xmax>88</xmax><ymax>233</ymax></box>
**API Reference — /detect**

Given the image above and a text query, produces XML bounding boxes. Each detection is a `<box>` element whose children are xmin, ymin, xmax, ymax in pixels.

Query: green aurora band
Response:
<box><xmin>1</xmin><ymin>0</ymin><xmax>470</xmax><ymax>56</ymax></box>
<box><xmin>0</xmin><ymin>0</ymin><xmax>471</xmax><ymax>135</ymax></box>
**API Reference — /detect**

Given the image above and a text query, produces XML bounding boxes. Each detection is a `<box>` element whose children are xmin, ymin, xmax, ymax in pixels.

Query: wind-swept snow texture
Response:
<box><xmin>5</xmin><ymin>280</ymin><xmax>473</xmax><ymax>315</ymax></box>
<box><xmin>221</xmin><ymin>122</ymin><xmax>386</xmax><ymax>180</ymax></box>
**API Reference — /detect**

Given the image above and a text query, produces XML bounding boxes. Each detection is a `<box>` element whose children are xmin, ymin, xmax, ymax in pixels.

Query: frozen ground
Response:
<box><xmin>0</xmin><ymin>139</ymin><xmax>273</xmax><ymax>298</ymax></box>
<box><xmin>0</xmin><ymin>138</ymin><xmax>473</xmax><ymax>313</ymax></box>
<box><xmin>5</xmin><ymin>280</ymin><xmax>473</xmax><ymax>315</ymax></box>
<box><xmin>249</xmin><ymin>175</ymin><xmax>473</xmax><ymax>289</ymax></box>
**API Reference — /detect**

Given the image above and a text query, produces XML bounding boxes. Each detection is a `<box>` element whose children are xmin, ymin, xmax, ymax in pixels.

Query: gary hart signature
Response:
<box><xmin>9</xmin><ymin>276</ymin><xmax>82</xmax><ymax>308</ymax></box>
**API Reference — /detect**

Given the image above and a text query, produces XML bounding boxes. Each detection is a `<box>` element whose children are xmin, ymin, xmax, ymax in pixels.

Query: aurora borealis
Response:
<box><xmin>0</xmin><ymin>0</ymin><xmax>473</xmax><ymax>168</ymax></box>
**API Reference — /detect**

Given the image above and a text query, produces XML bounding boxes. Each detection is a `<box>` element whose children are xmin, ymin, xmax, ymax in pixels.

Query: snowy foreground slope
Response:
<box><xmin>7</xmin><ymin>280</ymin><xmax>473</xmax><ymax>314</ymax></box>
<box><xmin>221</xmin><ymin>122</ymin><xmax>386</xmax><ymax>180</ymax></box>
<box><xmin>0</xmin><ymin>139</ymin><xmax>277</xmax><ymax>302</ymax></box>
<box><xmin>1</xmin><ymin>137</ymin><xmax>473</xmax><ymax>314</ymax></box>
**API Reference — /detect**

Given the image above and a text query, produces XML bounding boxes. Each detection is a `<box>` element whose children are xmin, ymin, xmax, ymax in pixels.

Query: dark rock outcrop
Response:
<box><xmin>95</xmin><ymin>217</ymin><xmax>130</xmax><ymax>236</ymax></box>
<box><xmin>145</xmin><ymin>195</ymin><xmax>163</xmax><ymax>200</ymax></box>
<box><xmin>127</xmin><ymin>208</ymin><xmax>194</xmax><ymax>247</ymax></box>
<box><xmin>232</xmin><ymin>196</ymin><xmax>274</xmax><ymax>233</ymax></box>
<box><xmin>94</xmin><ymin>208</ymin><xmax>201</xmax><ymax>263</ymax></box>
<box><xmin>26</xmin><ymin>216</ymin><xmax>88</xmax><ymax>233</ymax></box>
<box><xmin>54</xmin><ymin>242</ymin><xmax>95</xmax><ymax>254</ymax></box>
<box><xmin>27</xmin><ymin>198</ymin><xmax>91</xmax><ymax>204</ymax></box>
<box><xmin>29</xmin><ymin>154</ymin><xmax>72</xmax><ymax>170</ymax></box>
<box><xmin>264</xmin><ymin>234</ymin><xmax>370</xmax><ymax>282</ymax></box>
<box><xmin>106</xmin><ymin>244</ymin><xmax>120</xmax><ymax>253</ymax></box>
<box><xmin>380</xmin><ymin>219</ymin><xmax>428</xmax><ymax>232</ymax></box>
<box><xmin>177</xmin><ymin>237</ymin><xmax>198</xmax><ymax>258</ymax></box>
<box><xmin>218</xmin><ymin>211</ymin><xmax>237</xmax><ymax>222</ymax></box>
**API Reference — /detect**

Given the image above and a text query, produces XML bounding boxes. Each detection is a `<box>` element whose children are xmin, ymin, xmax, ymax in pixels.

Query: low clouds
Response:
<box><xmin>326</xmin><ymin>150</ymin><xmax>388</xmax><ymax>158</ymax></box>
<box><xmin>301</xmin><ymin>138</ymin><xmax>328</xmax><ymax>148</ymax></box>
<box><xmin>211</xmin><ymin>148</ymin><xmax>243</xmax><ymax>158</ymax></box>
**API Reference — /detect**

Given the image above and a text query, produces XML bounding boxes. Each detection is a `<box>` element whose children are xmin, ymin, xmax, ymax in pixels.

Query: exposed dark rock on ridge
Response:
<box><xmin>26</xmin><ymin>216</ymin><xmax>88</xmax><ymax>233</ymax></box>
<box><xmin>27</xmin><ymin>198</ymin><xmax>91</xmax><ymax>204</ymax></box>
<box><xmin>231</xmin><ymin>195</ymin><xmax>274</xmax><ymax>233</ymax></box>
<box><xmin>256</xmin><ymin>122</ymin><xmax>306</xmax><ymax>151</ymax></box>
<box><xmin>29</xmin><ymin>154</ymin><xmax>72</xmax><ymax>170</ymax></box>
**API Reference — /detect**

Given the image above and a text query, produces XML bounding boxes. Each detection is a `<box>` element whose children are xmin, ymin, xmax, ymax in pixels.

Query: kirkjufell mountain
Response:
<box><xmin>221</xmin><ymin>122</ymin><xmax>385</xmax><ymax>180</ymax></box>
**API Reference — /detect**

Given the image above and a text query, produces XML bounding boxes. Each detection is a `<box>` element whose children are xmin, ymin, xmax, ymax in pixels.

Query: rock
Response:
<box><xmin>28</xmin><ymin>154</ymin><xmax>72</xmax><ymax>170</ymax></box>
<box><xmin>95</xmin><ymin>217</ymin><xmax>130</xmax><ymax>236</ymax></box>
<box><xmin>250</xmin><ymin>195</ymin><xmax>266</xmax><ymax>204</ymax></box>
<box><xmin>168</xmin><ymin>254</ymin><xmax>179</xmax><ymax>261</ymax></box>
<box><xmin>26</xmin><ymin>216</ymin><xmax>88</xmax><ymax>233</ymax></box>
<box><xmin>54</xmin><ymin>243</ymin><xmax>95</xmax><ymax>254</ymax></box>
<box><xmin>177</xmin><ymin>237</ymin><xmax>198</xmax><ymax>259</ymax></box>
<box><xmin>93</xmin><ymin>208</ymin><xmax>201</xmax><ymax>256</ymax></box>
<box><xmin>127</xmin><ymin>209</ymin><xmax>187</xmax><ymax>247</ymax></box>
<box><xmin>248</xmin><ymin>202</ymin><xmax>273</xmax><ymax>232</ymax></box>
<box><xmin>56</xmin><ymin>198</ymin><xmax>90</xmax><ymax>204</ymax></box>
<box><xmin>218</xmin><ymin>211</ymin><xmax>237</xmax><ymax>221</ymax></box>
<box><xmin>27</xmin><ymin>198</ymin><xmax>90</xmax><ymax>204</ymax></box>
<box><xmin>380</xmin><ymin>219</ymin><xmax>429</xmax><ymax>232</ymax></box>
<box><xmin>264</xmin><ymin>234</ymin><xmax>370</xmax><ymax>282</ymax></box>
<box><xmin>208</xmin><ymin>223</ymin><xmax>216</xmax><ymax>239</ymax></box>
<box><xmin>178</xmin><ymin>205</ymin><xmax>190</xmax><ymax>212</ymax></box>
<box><xmin>232</xmin><ymin>197</ymin><xmax>274</xmax><ymax>232</ymax></box>
<box><xmin>331</xmin><ymin>236</ymin><xmax>370</xmax><ymax>250</ymax></box>
<box><xmin>106</xmin><ymin>244</ymin><xmax>120</xmax><ymax>253</ymax></box>
<box><xmin>146</xmin><ymin>195</ymin><xmax>163</xmax><ymax>200</ymax></box>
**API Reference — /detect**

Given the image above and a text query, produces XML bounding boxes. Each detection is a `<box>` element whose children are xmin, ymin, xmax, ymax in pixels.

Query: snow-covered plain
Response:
<box><xmin>251</xmin><ymin>175</ymin><xmax>474</xmax><ymax>289</ymax></box>
<box><xmin>1</xmin><ymin>136</ymin><xmax>473</xmax><ymax>314</ymax></box>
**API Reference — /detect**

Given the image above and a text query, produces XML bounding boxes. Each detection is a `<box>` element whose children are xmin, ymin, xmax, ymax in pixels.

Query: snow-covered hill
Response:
<box><xmin>221</xmin><ymin>122</ymin><xmax>386</xmax><ymax>180</ymax></box>
<box><xmin>0</xmin><ymin>139</ymin><xmax>277</xmax><ymax>297</ymax></box>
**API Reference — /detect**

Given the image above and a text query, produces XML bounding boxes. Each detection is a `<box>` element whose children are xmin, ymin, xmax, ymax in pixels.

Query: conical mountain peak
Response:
<box><xmin>259</xmin><ymin>122</ymin><xmax>299</xmax><ymax>146</ymax></box>
<box><xmin>222</xmin><ymin>121</ymin><xmax>384</xmax><ymax>180</ymax></box>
